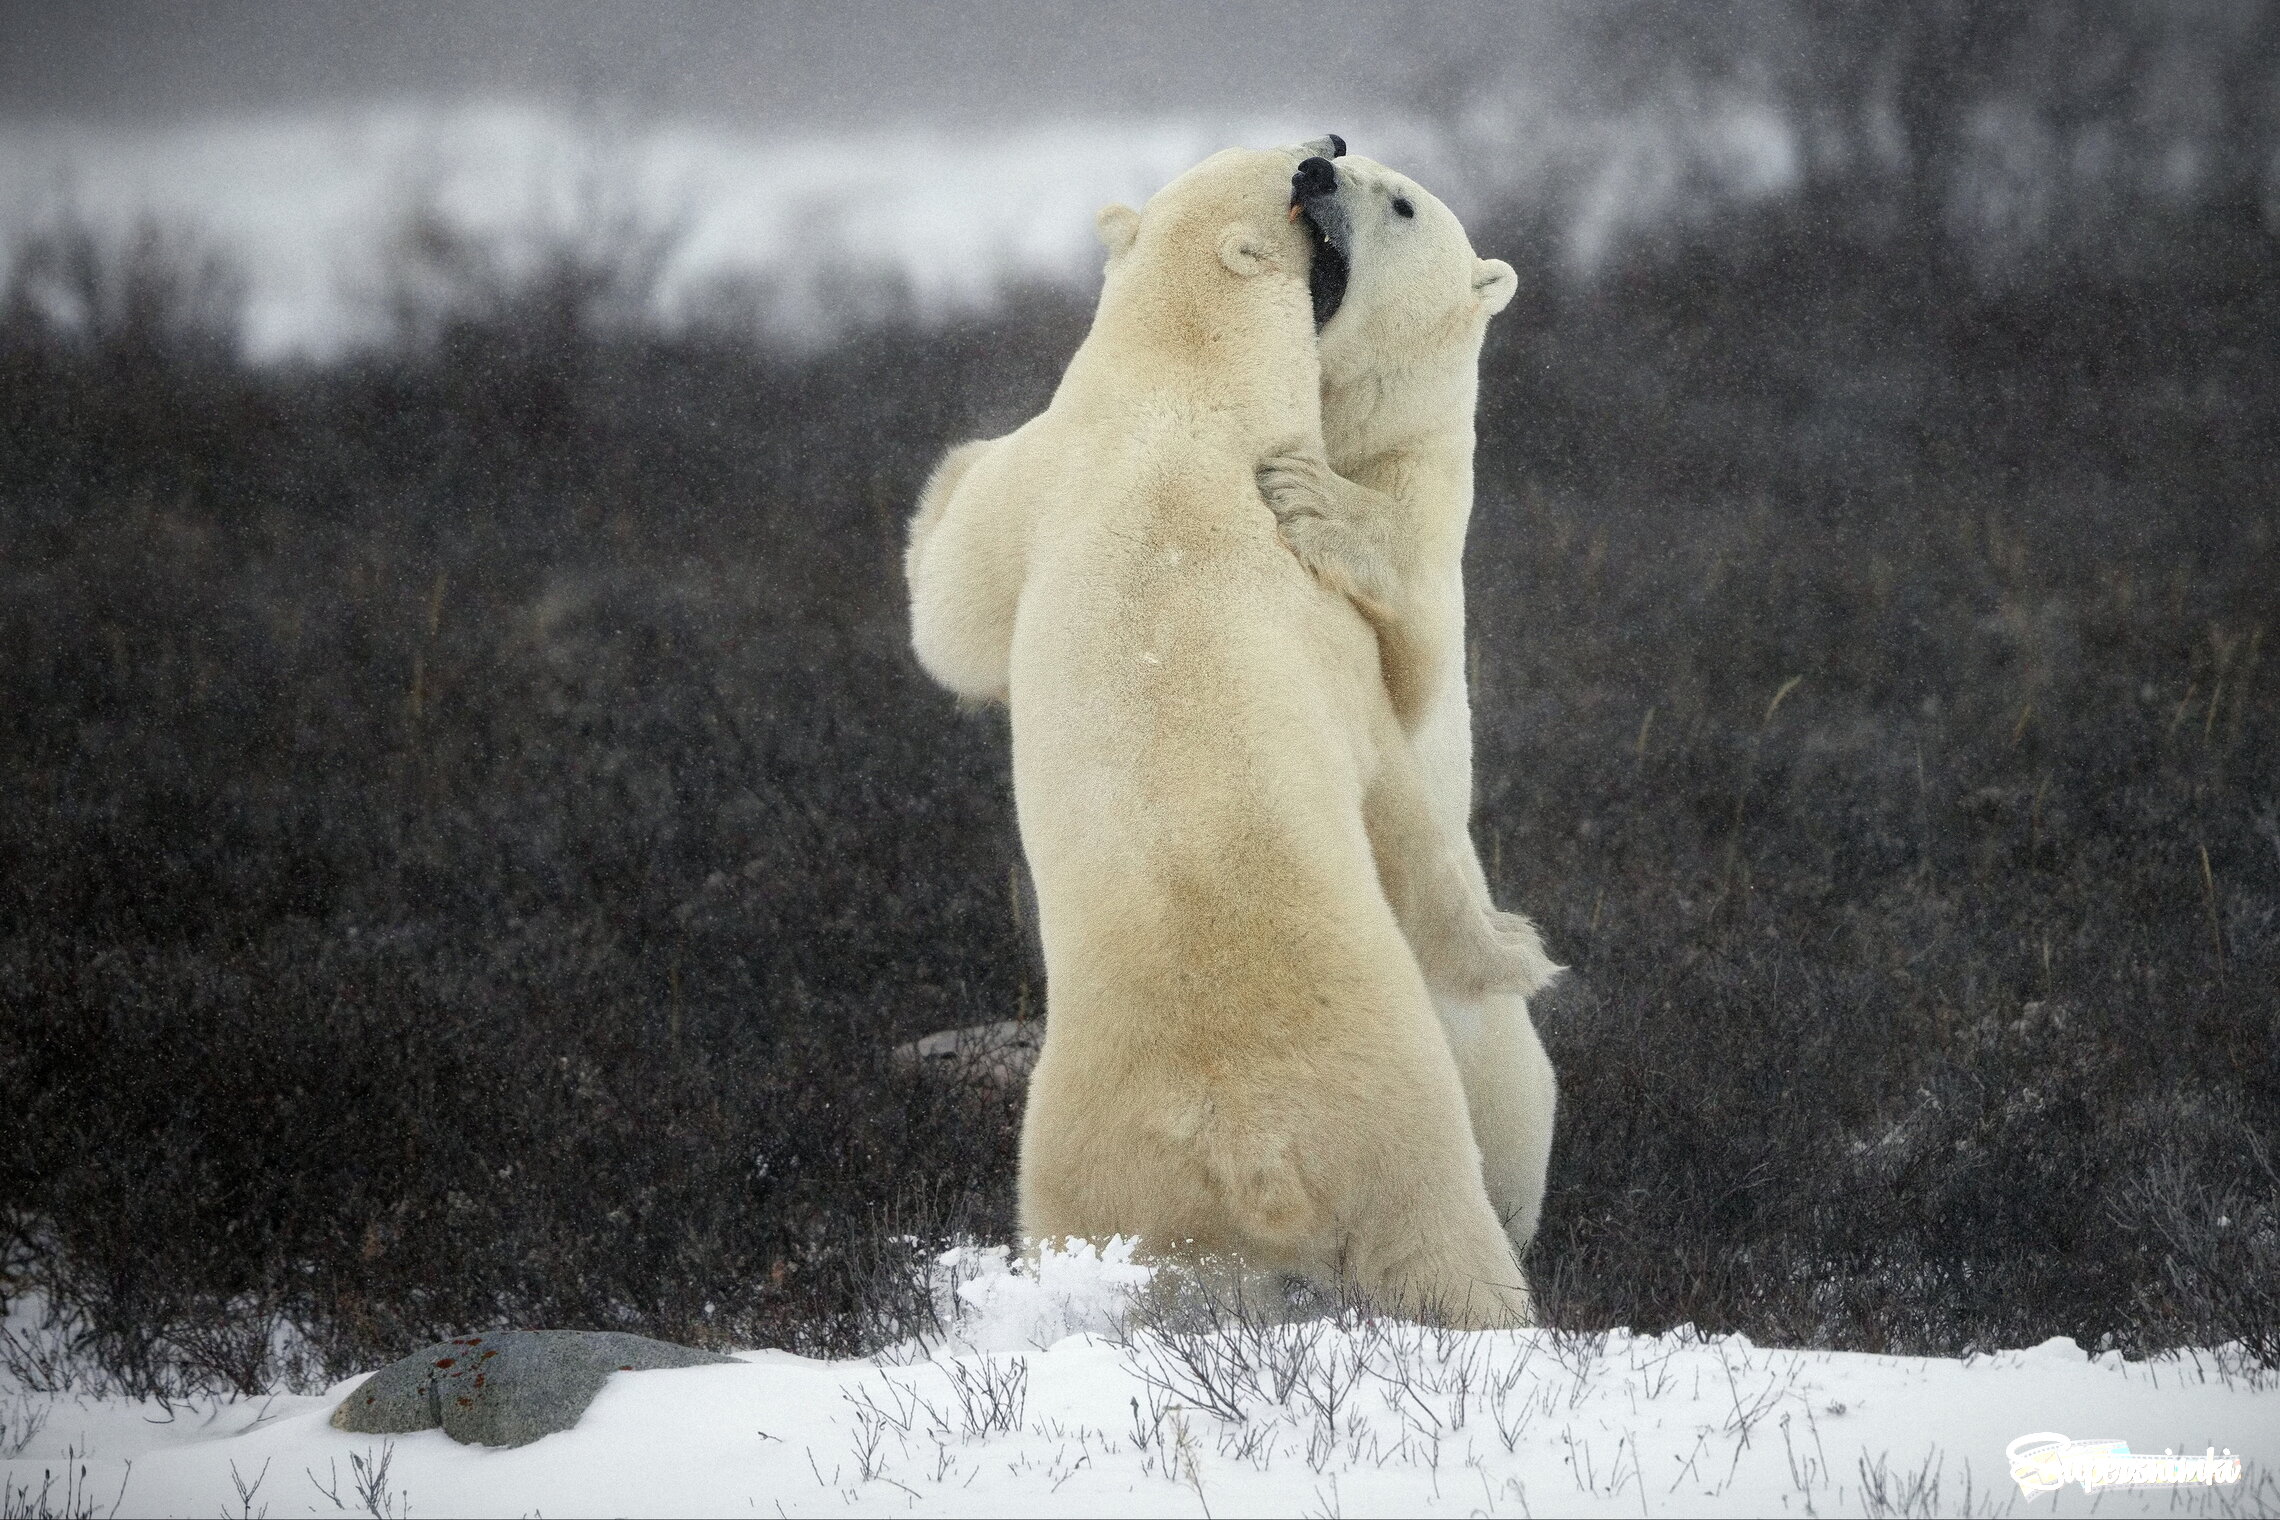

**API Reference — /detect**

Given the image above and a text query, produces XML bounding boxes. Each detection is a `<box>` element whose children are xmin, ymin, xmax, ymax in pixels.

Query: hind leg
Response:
<box><xmin>1286</xmin><ymin>998</ymin><xmax>1536</xmax><ymax>1328</ymax></box>
<box><xmin>1437</xmin><ymin>989</ymin><xmax>1558</xmax><ymax>1252</ymax></box>
<box><xmin>1332</xmin><ymin>1084</ymin><xmax>1535</xmax><ymax>1328</ymax></box>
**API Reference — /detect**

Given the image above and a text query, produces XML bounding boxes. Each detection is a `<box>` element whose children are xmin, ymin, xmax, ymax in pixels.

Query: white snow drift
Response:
<box><xmin>3</xmin><ymin>1240</ymin><xmax>2272</xmax><ymax>1518</ymax></box>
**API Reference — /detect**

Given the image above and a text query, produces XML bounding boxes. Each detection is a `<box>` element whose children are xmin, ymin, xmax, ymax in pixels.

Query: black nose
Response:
<box><xmin>1292</xmin><ymin>156</ymin><xmax>1337</xmax><ymax>202</ymax></box>
<box><xmin>1326</xmin><ymin>134</ymin><xmax>1346</xmax><ymax>159</ymax></box>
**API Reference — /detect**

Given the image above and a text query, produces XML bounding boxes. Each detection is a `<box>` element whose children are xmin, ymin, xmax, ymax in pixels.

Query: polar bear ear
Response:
<box><xmin>1472</xmin><ymin>258</ymin><xmax>1519</xmax><ymax>316</ymax></box>
<box><xmin>1095</xmin><ymin>204</ymin><xmax>1140</xmax><ymax>262</ymax></box>
<box><xmin>1217</xmin><ymin>225</ymin><xmax>1275</xmax><ymax>277</ymax></box>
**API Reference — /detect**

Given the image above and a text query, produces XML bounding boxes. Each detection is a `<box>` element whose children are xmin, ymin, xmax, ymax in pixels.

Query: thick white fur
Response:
<box><xmin>906</xmin><ymin>148</ymin><xmax>1537</xmax><ymax>1325</ymax></box>
<box><xmin>1307</xmin><ymin>154</ymin><xmax>1562</xmax><ymax>1250</ymax></box>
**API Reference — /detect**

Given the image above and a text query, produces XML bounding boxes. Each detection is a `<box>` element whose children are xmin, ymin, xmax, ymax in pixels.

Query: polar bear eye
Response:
<box><xmin>1391</xmin><ymin>196</ymin><xmax>1415</xmax><ymax>219</ymax></box>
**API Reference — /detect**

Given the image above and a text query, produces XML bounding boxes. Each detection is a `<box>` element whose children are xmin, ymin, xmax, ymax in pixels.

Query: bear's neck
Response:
<box><xmin>1321</xmin><ymin>317</ymin><xmax>1485</xmax><ymax>464</ymax></box>
<box><xmin>1058</xmin><ymin>263</ymin><xmax>1321</xmax><ymax>437</ymax></box>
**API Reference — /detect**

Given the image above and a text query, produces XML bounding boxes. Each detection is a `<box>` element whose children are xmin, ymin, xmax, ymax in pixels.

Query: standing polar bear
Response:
<box><xmin>1290</xmin><ymin>151</ymin><xmax>1564</xmax><ymax>1250</ymax></box>
<box><xmin>906</xmin><ymin>145</ymin><xmax>1539</xmax><ymax>1324</ymax></box>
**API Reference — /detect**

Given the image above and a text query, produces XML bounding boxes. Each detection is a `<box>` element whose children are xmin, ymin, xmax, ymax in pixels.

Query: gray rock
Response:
<box><xmin>330</xmin><ymin>1329</ymin><xmax>733</xmax><ymax>1447</ymax></box>
<box><xmin>890</xmin><ymin>1018</ymin><xmax>1042</xmax><ymax>1087</ymax></box>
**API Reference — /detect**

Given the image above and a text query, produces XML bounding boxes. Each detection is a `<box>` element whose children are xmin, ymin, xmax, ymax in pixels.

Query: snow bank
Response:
<box><xmin>929</xmin><ymin>1236</ymin><xmax>1154</xmax><ymax>1356</ymax></box>
<box><xmin>4</xmin><ymin>1245</ymin><xmax>2272</xmax><ymax>1517</ymax></box>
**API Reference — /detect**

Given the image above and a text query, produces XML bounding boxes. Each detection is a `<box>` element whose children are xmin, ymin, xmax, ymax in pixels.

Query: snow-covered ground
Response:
<box><xmin>3</xmin><ymin>1243</ymin><xmax>2271</xmax><ymax>1518</ymax></box>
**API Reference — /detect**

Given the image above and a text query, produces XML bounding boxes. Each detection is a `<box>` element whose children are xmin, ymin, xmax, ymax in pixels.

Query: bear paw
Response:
<box><xmin>1255</xmin><ymin>450</ymin><xmax>1398</xmax><ymax>606</ymax></box>
<box><xmin>1461</xmin><ymin>909</ymin><xmax>1561</xmax><ymax>998</ymax></box>
<box><xmin>1255</xmin><ymin>448</ymin><xmax>1339</xmax><ymax>522</ymax></box>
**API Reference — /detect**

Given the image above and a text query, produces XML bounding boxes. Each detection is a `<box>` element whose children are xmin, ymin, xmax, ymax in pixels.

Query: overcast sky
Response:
<box><xmin>0</xmin><ymin>1</ymin><xmax>1501</xmax><ymax>128</ymax></box>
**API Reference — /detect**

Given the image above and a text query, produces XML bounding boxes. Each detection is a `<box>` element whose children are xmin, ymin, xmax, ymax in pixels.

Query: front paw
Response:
<box><xmin>1257</xmin><ymin>451</ymin><xmax>1393</xmax><ymax>603</ymax></box>
<box><xmin>1467</xmin><ymin>910</ymin><xmax>1561</xmax><ymax>997</ymax></box>
<box><xmin>1256</xmin><ymin>450</ymin><xmax>1340</xmax><ymax>526</ymax></box>
<box><xmin>1488</xmin><ymin>910</ymin><xmax>1549</xmax><ymax>962</ymax></box>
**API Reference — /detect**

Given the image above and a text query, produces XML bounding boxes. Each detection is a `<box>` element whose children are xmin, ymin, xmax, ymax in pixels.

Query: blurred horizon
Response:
<box><xmin>7</xmin><ymin>2</ymin><xmax>2274</xmax><ymax>359</ymax></box>
<box><xmin>8</xmin><ymin>5</ymin><xmax>2270</xmax><ymax>360</ymax></box>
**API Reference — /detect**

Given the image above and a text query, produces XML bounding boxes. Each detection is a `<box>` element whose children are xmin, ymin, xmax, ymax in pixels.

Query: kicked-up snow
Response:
<box><xmin>2</xmin><ymin>1241</ymin><xmax>2272</xmax><ymax>1517</ymax></box>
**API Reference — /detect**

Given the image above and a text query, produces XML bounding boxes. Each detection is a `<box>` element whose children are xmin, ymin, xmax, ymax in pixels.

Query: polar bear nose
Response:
<box><xmin>1292</xmin><ymin>156</ymin><xmax>1338</xmax><ymax>203</ymax></box>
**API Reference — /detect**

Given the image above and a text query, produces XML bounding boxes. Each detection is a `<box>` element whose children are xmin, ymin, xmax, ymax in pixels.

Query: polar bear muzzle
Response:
<box><xmin>1291</xmin><ymin>156</ymin><xmax>1350</xmax><ymax>328</ymax></box>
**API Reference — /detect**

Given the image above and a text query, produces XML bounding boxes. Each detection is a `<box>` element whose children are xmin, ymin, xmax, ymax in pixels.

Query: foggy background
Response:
<box><xmin>11</xmin><ymin>1</ymin><xmax>2274</xmax><ymax>354</ymax></box>
<box><xmin>2</xmin><ymin>3</ymin><xmax>2275</xmax><ymax>1391</ymax></box>
<box><xmin>0</xmin><ymin>2</ymin><xmax>1452</xmax><ymax>354</ymax></box>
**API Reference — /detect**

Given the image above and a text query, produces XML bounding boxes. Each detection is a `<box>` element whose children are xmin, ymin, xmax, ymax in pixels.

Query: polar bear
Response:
<box><xmin>906</xmin><ymin>145</ymin><xmax>1537</xmax><ymax>1325</ymax></box>
<box><xmin>1285</xmin><ymin>148</ymin><xmax>1564</xmax><ymax>1251</ymax></box>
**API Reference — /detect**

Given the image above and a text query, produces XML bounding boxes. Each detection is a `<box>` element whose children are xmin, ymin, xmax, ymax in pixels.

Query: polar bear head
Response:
<box><xmin>1288</xmin><ymin>150</ymin><xmax>1518</xmax><ymax>446</ymax></box>
<box><xmin>1083</xmin><ymin>143</ymin><xmax>1367</xmax><ymax>398</ymax></box>
<box><xmin>1090</xmin><ymin>146</ymin><xmax>1325</xmax><ymax>325</ymax></box>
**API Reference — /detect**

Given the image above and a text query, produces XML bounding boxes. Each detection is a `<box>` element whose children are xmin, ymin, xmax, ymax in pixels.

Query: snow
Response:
<box><xmin>4</xmin><ymin>1245</ymin><xmax>2273</xmax><ymax>1518</ymax></box>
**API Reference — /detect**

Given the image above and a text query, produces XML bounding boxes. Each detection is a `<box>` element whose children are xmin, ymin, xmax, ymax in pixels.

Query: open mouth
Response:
<box><xmin>1290</xmin><ymin>155</ymin><xmax>1349</xmax><ymax>328</ymax></box>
